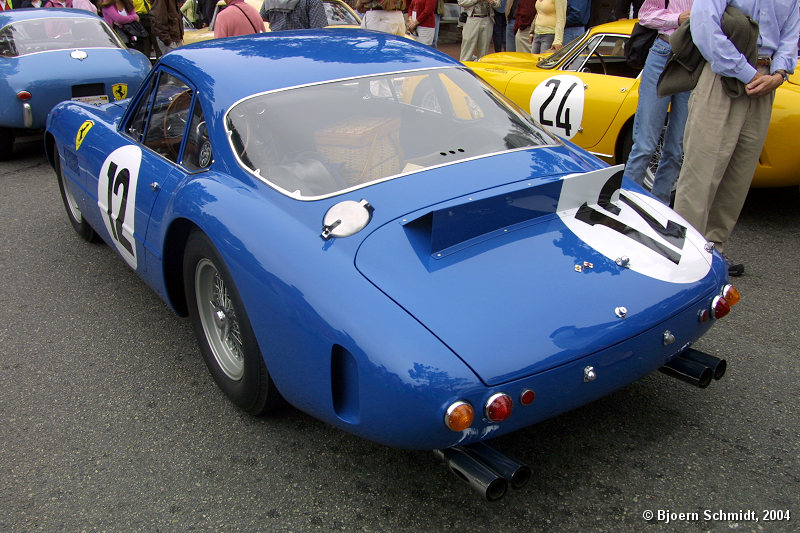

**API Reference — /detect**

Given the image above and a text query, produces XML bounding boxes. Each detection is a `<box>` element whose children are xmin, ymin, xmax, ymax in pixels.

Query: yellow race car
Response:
<box><xmin>466</xmin><ymin>19</ymin><xmax>800</xmax><ymax>188</ymax></box>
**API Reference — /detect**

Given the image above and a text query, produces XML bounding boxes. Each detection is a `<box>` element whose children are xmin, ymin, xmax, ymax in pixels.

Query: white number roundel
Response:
<box><xmin>530</xmin><ymin>75</ymin><xmax>584</xmax><ymax>140</ymax></box>
<box><xmin>98</xmin><ymin>145</ymin><xmax>142</xmax><ymax>270</ymax></box>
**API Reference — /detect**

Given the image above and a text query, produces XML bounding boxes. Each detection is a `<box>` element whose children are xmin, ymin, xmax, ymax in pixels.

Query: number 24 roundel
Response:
<box><xmin>530</xmin><ymin>75</ymin><xmax>584</xmax><ymax>140</ymax></box>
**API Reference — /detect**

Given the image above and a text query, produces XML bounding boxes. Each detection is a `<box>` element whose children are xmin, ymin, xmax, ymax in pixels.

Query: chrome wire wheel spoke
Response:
<box><xmin>195</xmin><ymin>258</ymin><xmax>245</xmax><ymax>381</ymax></box>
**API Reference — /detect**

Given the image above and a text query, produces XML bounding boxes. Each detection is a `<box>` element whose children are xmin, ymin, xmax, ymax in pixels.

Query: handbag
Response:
<box><xmin>458</xmin><ymin>10</ymin><xmax>467</xmax><ymax>23</ymax></box>
<box><xmin>624</xmin><ymin>0</ymin><xmax>668</xmax><ymax>70</ymax></box>
<box><xmin>119</xmin><ymin>20</ymin><xmax>149</xmax><ymax>41</ymax></box>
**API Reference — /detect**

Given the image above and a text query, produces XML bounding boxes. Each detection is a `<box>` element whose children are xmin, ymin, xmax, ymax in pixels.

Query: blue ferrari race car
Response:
<box><xmin>0</xmin><ymin>8</ymin><xmax>150</xmax><ymax>159</ymax></box>
<box><xmin>46</xmin><ymin>30</ymin><xmax>738</xmax><ymax>499</ymax></box>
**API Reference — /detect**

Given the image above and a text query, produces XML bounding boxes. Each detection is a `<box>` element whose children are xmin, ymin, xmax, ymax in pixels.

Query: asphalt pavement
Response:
<box><xmin>1</xmin><ymin>139</ymin><xmax>798</xmax><ymax>532</ymax></box>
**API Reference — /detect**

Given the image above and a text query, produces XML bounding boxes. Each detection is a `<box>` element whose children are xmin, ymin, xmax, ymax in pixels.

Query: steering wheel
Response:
<box><xmin>591</xmin><ymin>50</ymin><xmax>608</xmax><ymax>75</ymax></box>
<box><xmin>163</xmin><ymin>89</ymin><xmax>193</xmax><ymax>157</ymax></box>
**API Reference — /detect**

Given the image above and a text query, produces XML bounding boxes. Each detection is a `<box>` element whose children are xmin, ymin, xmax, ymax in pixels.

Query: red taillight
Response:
<box><xmin>712</xmin><ymin>295</ymin><xmax>730</xmax><ymax>319</ymax></box>
<box><xmin>444</xmin><ymin>401</ymin><xmax>474</xmax><ymax>432</ymax></box>
<box><xmin>698</xmin><ymin>308</ymin><xmax>710</xmax><ymax>323</ymax></box>
<box><xmin>520</xmin><ymin>389</ymin><xmax>535</xmax><ymax>406</ymax></box>
<box><xmin>485</xmin><ymin>393</ymin><xmax>513</xmax><ymax>422</ymax></box>
<box><xmin>722</xmin><ymin>284</ymin><xmax>740</xmax><ymax>306</ymax></box>
<box><xmin>17</xmin><ymin>91</ymin><xmax>31</xmax><ymax>101</ymax></box>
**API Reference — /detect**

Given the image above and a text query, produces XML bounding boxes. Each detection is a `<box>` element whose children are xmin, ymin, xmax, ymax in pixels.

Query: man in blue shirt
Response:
<box><xmin>563</xmin><ymin>0</ymin><xmax>591</xmax><ymax>44</ymax></box>
<box><xmin>673</xmin><ymin>0</ymin><xmax>799</xmax><ymax>276</ymax></box>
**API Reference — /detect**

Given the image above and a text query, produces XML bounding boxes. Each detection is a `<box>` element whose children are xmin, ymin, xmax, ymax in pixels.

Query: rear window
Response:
<box><xmin>0</xmin><ymin>18</ymin><xmax>121</xmax><ymax>57</ymax></box>
<box><xmin>226</xmin><ymin>67</ymin><xmax>555</xmax><ymax>199</ymax></box>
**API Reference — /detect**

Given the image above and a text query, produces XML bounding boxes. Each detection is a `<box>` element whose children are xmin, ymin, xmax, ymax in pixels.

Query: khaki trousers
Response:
<box><xmin>460</xmin><ymin>16</ymin><xmax>493</xmax><ymax>61</ymax></box>
<box><xmin>674</xmin><ymin>63</ymin><xmax>774</xmax><ymax>252</ymax></box>
<box><xmin>514</xmin><ymin>25</ymin><xmax>532</xmax><ymax>53</ymax></box>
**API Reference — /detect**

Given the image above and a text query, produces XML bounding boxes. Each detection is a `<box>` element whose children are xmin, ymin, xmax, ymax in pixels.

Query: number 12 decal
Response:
<box><xmin>530</xmin><ymin>75</ymin><xmax>585</xmax><ymax>140</ymax></box>
<box><xmin>98</xmin><ymin>145</ymin><xmax>142</xmax><ymax>270</ymax></box>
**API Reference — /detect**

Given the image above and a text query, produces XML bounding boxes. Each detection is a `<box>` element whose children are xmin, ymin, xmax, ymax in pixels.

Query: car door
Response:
<box><xmin>98</xmin><ymin>68</ymin><xmax>194</xmax><ymax>274</ymax></box>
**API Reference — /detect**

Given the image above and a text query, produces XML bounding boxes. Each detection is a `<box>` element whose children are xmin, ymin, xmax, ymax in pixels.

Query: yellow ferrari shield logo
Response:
<box><xmin>111</xmin><ymin>83</ymin><xmax>128</xmax><ymax>101</ymax></box>
<box><xmin>75</xmin><ymin>120</ymin><xmax>94</xmax><ymax>151</ymax></box>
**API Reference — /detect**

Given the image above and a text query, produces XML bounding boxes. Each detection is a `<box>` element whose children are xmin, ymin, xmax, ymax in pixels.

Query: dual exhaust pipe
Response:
<box><xmin>659</xmin><ymin>348</ymin><xmax>727</xmax><ymax>388</ymax></box>
<box><xmin>434</xmin><ymin>442</ymin><xmax>530</xmax><ymax>501</ymax></box>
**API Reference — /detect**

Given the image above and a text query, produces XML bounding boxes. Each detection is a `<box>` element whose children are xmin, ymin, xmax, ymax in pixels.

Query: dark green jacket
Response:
<box><xmin>657</xmin><ymin>5</ymin><xmax>759</xmax><ymax>98</ymax></box>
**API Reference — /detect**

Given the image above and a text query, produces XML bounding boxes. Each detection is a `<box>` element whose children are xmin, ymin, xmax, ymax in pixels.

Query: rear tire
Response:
<box><xmin>55</xmin><ymin>148</ymin><xmax>99</xmax><ymax>242</ymax></box>
<box><xmin>183</xmin><ymin>230</ymin><xmax>282</xmax><ymax>415</ymax></box>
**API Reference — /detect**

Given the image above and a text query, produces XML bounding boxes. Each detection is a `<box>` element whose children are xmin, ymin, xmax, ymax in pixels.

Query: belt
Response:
<box><xmin>470</xmin><ymin>14</ymin><xmax>489</xmax><ymax>17</ymax></box>
<box><xmin>658</xmin><ymin>34</ymin><xmax>670</xmax><ymax>42</ymax></box>
<box><xmin>757</xmin><ymin>56</ymin><xmax>772</xmax><ymax>67</ymax></box>
<box><xmin>365</xmin><ymin>6</ymin><xmax>383</xmax><ymax>10</ymax></box>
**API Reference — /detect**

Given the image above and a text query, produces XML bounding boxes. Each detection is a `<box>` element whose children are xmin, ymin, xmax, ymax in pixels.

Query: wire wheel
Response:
<box><xmin>194</xmin><ymin>258</ymin><xmax>245</xmax><ymax>381</ymax></box>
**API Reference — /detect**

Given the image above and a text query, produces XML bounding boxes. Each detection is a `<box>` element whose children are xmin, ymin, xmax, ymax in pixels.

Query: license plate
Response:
<box><xmin>72</xmin><ymin>95</ymin><xmax>109</xmax><ymax>106</ymax></box>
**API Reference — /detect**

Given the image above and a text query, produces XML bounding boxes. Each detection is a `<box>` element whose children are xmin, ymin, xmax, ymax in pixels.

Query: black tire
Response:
<box><xmin>55</xmin><ymin>148</ymin><xmax>99</xmax><ymax>242</ymax></box>
<box><xmin>183</xmin><ymin>230</ymin><xmax>282</xmax><ymax>415</ymax></box>
<box><xmin>0</xmin><ymin>127</ymin><xmax>13</xmax><ymax>161</ymax></box>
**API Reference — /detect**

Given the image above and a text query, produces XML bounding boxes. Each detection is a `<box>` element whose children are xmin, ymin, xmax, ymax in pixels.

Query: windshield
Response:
<box><xmin>536</xmin><ymin>32</ymin><xmax>590</xmax><ymax>69</ymax></box>
<box><xmin>226</xmin><ymin>67</ymin><xmax>556</xmax><ymax>199</ymax></box>
<box><xmin>0</xmin><ymin>18</ymin><xmax>121</xmax><ymax>57</ymax></box>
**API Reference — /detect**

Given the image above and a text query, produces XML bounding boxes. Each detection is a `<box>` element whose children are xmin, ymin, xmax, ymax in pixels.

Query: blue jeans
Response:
<box><xmin>505</xmin><ymin>17</ymin><xmax>516</xmax><ymax>52</ymax></box>
<box><xmin>623</xmin><ymin>37</ymin><xmax>690</xmax><ymax>204</ymax></box>
<box><xmin>562</xmin><ymin>25</ymin><xmax>585</xmax><ymax>45</ymax></box>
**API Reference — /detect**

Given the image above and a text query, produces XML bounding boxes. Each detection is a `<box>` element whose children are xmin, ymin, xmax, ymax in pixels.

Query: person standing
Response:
<box><xmin>260</xmin><ymin>0</ymin><xmax>327</xmax><ymax>30</ymax></box>
<box><xmin>150</xmin><ymin>0</ymin><xmax>183</xmax><ymax>52</ymax></box>
<box><xmin>563</xmin><ymin>0</ymin><xmax>590</xmax><ymax>44</ymax></box>
<box><xmin>214</xmin><ymin>0</ymin><xmax>264</xmax><ymax>36</ymax></box>
<box><xmin>492</xmin><ymin>0</ymin><xmax>507</xmax><ymax>51</ymax></box>
<box><xmin>355</xmin><ymin>0</ymin><xmax>406</xmax><ymax>36</ymax></box>
<box><xmin>408</xmin><ymin>0</ymin><xmax>437</xmax><ymax>44</ymax></box>
<box><xmin>673</xmin><ymin>0</ymin><xmax>799</xmax><ymax>275</ymax></box>
<box><xmin>513</xmin><ymin>0</ymin><xmax>534</xmax><ymax>52</ymax></box>
<box><xmin>505</xmin><ymin>0</ymin><xmax>517</xmax><ymax>50</ymax></box>
<box><xmin>621</xmin><ymin>0</ymin><xmax>692</xmax><ymax>205</ymax></box>
<box><xmin>458</xmin><ymin>0</ymin><xmax>501</xmax><ymax>60</ymax></box>
<box><xmin>530</xmin><ymin>0</ymin><xmax>565</xmax><ymax>53</ymax></box>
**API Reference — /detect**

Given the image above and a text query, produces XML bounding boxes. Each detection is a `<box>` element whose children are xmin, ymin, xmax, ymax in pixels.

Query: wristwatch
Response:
<box><xmin>775</xmin><ymin>70</ymin><xmax>789</xmax><ymax>83</ymax></box>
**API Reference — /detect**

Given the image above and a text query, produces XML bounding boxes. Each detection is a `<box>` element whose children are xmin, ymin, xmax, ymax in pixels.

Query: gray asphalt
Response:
<box><xmin>1</xmin><ymin>139</ymin><xmax>798</xmax><ymax>532</ymax></box>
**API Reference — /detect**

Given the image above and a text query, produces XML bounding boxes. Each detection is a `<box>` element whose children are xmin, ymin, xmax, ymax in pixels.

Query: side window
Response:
<box><xmin>563</xmin><ymin>35</ymin><xmax>602</xmax><ymax>72</ymax></box>
<box><xmin>182</xmin><ymin>103</ymin><xmax>212</xmax><ymax>171</ymax></box>
<box><xmin>143</xmin><ymin>72</ymin><xmax>192</xmax><ymax>163</ymax></box>
<box><xmin>126</xmin><ymin>75</ymin><xmax>157</xmax><ymax>143</ymax></box>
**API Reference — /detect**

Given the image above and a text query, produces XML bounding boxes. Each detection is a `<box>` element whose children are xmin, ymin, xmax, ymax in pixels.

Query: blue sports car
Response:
<box><xmin>45</xmin><ymin>30</ymin><xmax>738</xmax><ymax>499</ymax></box>
<box><xmin>0</xmin><ymin>8</ymin><xmax>150</xmax><ymax>159</ymax></box>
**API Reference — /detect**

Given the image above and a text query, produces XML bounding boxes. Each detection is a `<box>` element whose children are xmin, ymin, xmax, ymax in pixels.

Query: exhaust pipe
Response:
<box><xmin>679</xmin><ymin>348</ymin><xmax>727</xmax><ymax>380</ymax></box>
<box><xmin>659</xmin><ymin>355</ymin><xmax>712</xmax><ymax>388</ymax></box>
<box><xmin>433</xmin><ymin>447</ymin><xmax>507</xmax><ymax>501</ymax></box>
<box><xmin>463</xmin><ymin>442</ymin><xmax>531</xmax><ymax>490</ymax></box>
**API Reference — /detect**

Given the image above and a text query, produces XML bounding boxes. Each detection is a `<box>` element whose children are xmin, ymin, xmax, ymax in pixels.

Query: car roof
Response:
<box><xmin>0</xmin><ymin>7</ymin><xmax>102</xmax><ymax>26</ymax></box>
<box><xmin>160</xmin><ymin>29</ymin><xmax>460</xmax><ymax>109</ymax></box>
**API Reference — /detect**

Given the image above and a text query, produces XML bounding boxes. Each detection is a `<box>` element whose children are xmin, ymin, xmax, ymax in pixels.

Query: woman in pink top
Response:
<box><xmin>101</xmin><ymin>0</ymin><xmax>140</xmax><ymax>28</ymax></box>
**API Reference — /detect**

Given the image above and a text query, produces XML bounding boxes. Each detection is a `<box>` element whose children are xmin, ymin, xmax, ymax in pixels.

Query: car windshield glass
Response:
<box><xmin>0</xmin><ymin>18</ymin><xmax>120</xmax><ymax>57</ymax></box>
<box><xmin>536</xmin><ymin>35</ymin><xmax>589</xmax><ymax>69</ymax></box>
<box><xmin>324</xmin><ymin>1</ymin><xmax>359</xmax><ymax>25</ymax></box>
<box><xmin>226</xmin><ymin>67</ymin><xmax>556</xmax><ymax>199</ymax></box>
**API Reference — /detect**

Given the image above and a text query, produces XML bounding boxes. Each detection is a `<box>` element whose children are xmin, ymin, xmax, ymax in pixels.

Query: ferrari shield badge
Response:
<box><xmin>111</xmin><ymin>83</ymin><xmax>128</xmax><ymax>101</ymax></box>
<box><xmin>75</xmin><ymin>120</ymin><xmax>94</xmax><ymax>151</ymax></box>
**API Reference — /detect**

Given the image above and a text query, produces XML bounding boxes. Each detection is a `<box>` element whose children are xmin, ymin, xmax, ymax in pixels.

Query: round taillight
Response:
<box><xmin>520</xmin><ymin>389</ymin><xmax>535</xmax><ymax>406</ymax></box>
<box><xmin>722</xmin><ymin>284</ymin><xmax>740</xmax><ymax>306</ymax></box>
<box><xmin>17</xmin><ymin>91</ymin><xmax>32</xmax><ymax>101</ymax></box>
<box><xmin>444</xmin><ymin>401</ymin><xmax>474</xmax><ymax>432</ymax></box>
<box><xmin>698</xmin><ymin>308</ymin><xmax>710</xmax><ymax>323</ymax></box>
<box><xmin>485</xmin><ymin>393</ymin><xmax>513</xmax><ymax>422</ymax></box>
<box><xmin>712</xmin><ymin>295</ymin><xmax>730</xmax><ymax>319</ymax></box>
